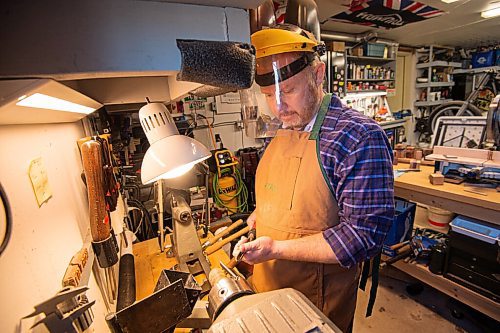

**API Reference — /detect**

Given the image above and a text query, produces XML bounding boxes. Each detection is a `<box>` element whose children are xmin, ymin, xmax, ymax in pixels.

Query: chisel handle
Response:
<box><xmin>202</xmin><ymin>219</ymin><xmax>243</xmax><ymax>249</ymax></box>
<box><xmin>206</xmin><ymin>225</ymin><xmax>249</xmax><ymax>255</ymax></box>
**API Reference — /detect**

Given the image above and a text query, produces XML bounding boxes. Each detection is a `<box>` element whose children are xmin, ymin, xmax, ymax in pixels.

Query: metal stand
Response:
<box><xmin>168</xmin><ymin>191</ymin><xmax>212</xmax><ymax>293</ymax></box>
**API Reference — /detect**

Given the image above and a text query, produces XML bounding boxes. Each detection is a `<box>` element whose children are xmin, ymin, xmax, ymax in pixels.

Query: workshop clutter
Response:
<box><xmin>445</xmin><ymin>216</ymin><xmax>500</xmax><ymax>302</ymax></box>
<box><xmin>209</xmin><ymin>148</ymin><xmax>249</xmax><ymax>214</ymax></box>
<box><xmin>382</xmin><ymin>198</ymin><xmax>416</xmax><ymax>257</ymax></box>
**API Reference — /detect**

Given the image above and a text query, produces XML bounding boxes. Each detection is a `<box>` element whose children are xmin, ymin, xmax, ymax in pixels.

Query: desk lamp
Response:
<box><xmin>139</xmin><ymin>102</ymin><xmax>212</xmax><ymax>291</ymax></box>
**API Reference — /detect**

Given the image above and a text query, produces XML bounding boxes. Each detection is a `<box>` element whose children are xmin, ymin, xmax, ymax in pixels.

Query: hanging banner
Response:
<box><xmin>328</xmin><ymin>0</ymin><xmax>446</xmax><ymax>29</ymax></box>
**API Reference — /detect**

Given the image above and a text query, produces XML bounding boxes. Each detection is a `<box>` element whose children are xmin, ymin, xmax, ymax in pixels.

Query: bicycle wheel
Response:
<box><xmin>428</xmin><ymin>101</ymin><xmax>483</xmax><ymax>133</ymax></box>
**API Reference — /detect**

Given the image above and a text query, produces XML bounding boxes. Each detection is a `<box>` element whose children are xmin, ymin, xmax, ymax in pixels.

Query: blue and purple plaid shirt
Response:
<box><xmin>319</xmin><ymin>95</ymin><xmax>394</xmax><ymax>268</ymax></box>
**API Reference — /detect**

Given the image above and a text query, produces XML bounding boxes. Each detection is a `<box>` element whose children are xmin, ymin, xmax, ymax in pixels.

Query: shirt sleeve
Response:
<box><xmin>322</xmin><ymin>129</ymin><xmax>395</xmax><ymax>268</ymax></box>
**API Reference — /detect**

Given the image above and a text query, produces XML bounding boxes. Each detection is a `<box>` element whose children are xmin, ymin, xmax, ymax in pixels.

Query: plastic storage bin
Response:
<box><xmin>471</xmin><ymin>50</ymin><xmax>494</xmax><ymax>68</ymax></box>
<box><xmin>450</xmin><ymin>215</ymin><xmax>499</xmax><ymax>244</ymax></box>
<box><xmin>363</xmin><ymin>43</ymin><xmax>386</xmax><ymax>58</ymax></box>
<box><xmin>427</xmin><ymin>206</ymin><xmax>454</xmax><ymax>229</ymax></box>
<box><xmin>383</xmin><ymin>198</ymin><xmax>416</xmax><ymax>256</ymax></box>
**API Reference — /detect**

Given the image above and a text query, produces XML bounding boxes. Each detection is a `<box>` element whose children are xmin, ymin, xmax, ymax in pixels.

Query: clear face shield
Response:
<box><xmin>254</xmin><ymin>52</ymin><xmax>318</xmax><ymax>129</ymax></box>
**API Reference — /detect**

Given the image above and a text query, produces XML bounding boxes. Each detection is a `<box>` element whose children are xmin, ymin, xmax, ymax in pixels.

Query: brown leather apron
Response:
<box><xmin>253</xmin><ymin>95</ymin><xmax>360</xmax><ymax>332</ymax></box>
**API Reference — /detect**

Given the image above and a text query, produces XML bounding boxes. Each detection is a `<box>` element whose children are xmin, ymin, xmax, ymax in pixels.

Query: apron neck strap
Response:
<box><xmin>309</xmin><ymin>93</ymin><xmax>332</xmax><ymax>140</ymax></box>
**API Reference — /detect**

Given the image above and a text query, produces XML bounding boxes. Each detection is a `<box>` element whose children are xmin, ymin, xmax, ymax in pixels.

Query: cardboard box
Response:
<box><xmin>327</xmin><ymin>41</ymin><xmax>345</xmax><ymax>52</ymax></box>
<box><xmin>351</xmin><ymin>47</ymin><xmax>363</xmax><ymax>57</ymax></box>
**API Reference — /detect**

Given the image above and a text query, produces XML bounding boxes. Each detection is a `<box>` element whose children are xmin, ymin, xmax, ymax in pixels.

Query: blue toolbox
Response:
<box><xmin>383</xmin><ymin>198</ymin><xmax>416</xmax><ymax>257</ymax></box>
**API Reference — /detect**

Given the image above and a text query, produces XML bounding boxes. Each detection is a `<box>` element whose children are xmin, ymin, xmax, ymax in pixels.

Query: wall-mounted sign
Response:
<box><xmin>328</xmin><ymin>0</ymin><xmax>445</xmax><ymax>29</ymax></box>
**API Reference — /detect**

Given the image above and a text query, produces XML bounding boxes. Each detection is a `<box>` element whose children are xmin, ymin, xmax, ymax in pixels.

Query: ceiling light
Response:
<box><xmin>139</xmin><ymin>102</ymin><xmax>211</xmax><ymax>184</ymax></box>
<box><xmin>441</xmin><ymin>0</ymin><xmax>460</xmax><ymax>3</ymax></box>
<box><xmin>0</xmin><ymin>79</ymin><xmax>102</xmax><ymax>125</ymax></box>
<box><xmin>16</xmin><ymin>93</ymin><xmax>95</xmax><ymax>114</ymax></box>
<box><xmin>481</xmin><ymin>6</ymin><xmax>500</xmax><ymax>18</ymax></box>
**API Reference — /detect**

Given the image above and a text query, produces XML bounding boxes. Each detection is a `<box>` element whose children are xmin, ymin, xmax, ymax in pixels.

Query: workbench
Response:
<box><xmin>132</xmin><ymin>235</ymin><xmax>230</xmax><ymax>331</ymax></box>
<box><xmin>133</xmin><ymin>237</ymin><xmax>229</xmax><ymax>301</ymax></box>
<box><xmin>393</xmin><ymin>164</ymin><xmax>500</xmax><ymax>321</ymax></box>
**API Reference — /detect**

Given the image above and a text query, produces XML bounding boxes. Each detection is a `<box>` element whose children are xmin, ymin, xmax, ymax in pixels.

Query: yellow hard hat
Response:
<box><xmin>251</xmin><ymin>25</ymin><xmax>321</xmax><ymax>59</ymax></box>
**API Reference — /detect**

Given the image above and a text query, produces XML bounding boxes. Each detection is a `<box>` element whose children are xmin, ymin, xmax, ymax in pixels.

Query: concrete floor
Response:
<box><xmin>353</xmin><ymin>267</ymin><xmax>498</xmax><ymax>333</ymax></box>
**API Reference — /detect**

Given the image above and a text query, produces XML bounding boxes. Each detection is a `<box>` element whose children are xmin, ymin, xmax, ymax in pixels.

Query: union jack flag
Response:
<box><xmin>330</xmin><ymin>0</ymin><xmax>446</xmax><ymax>29</ymax></box>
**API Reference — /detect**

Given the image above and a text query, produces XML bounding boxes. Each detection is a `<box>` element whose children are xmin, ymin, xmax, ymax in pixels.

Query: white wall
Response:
<box><xmin>0</xmin><ymin>0</ymin><xmax>250</xmax><ymax>79</ymax></box>
<box><xmin>190</xmin><ymin>85</ymin><xmax>273</xmax><ymax>153</ymax></box>
<box><xmin>0</xmin><ymin>122</ymin><xmax>109</xmax><ymax>332</ymax></box>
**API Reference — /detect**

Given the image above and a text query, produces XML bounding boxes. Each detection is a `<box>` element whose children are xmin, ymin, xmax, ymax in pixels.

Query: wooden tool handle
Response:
<box><xmin>207</xmin><ymin>219</ymin><xmax>244</xmax><ymax>245</ymax></box>
<box><xmin>226</xmin><ymin>257</ymin><xmax>238</xmax><ymax>269</ymax></box>
<box><xmin>81</xmin><ymin>140</ymin><xmax>110</xmax><ymax>242</ymax></box>
<box><xmin>206</xmin><ymin>225</ymin><xmax>250</xmax><ymax>255</ymax></box>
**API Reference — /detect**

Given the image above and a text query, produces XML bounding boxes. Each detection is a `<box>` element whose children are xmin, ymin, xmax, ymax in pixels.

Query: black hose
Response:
<box><xmin>0</xmin><ymin>182</ymin><xmax>12</xmax><ymax>256</ymax></box>
<box><xmin>116</xmin><ymin>253</ymin><xmax>136</xmax><ymax>311</ymax></box>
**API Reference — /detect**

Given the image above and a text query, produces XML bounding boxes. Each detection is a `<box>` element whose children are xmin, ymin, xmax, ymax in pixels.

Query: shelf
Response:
<box><xmin>347</xmin><ymin>79</ymin><xmax>395</xmax><ymax>82</ymax></box>
<box><xmin>345</xmin><ymin>90</ymin><xmax>387</xmax><ymax>96</ymax></box>
<box><xmin>390</xmin><ymin>260</ymin><xmax>500</xmax><ymax>322</ymax></box>
<box><xmin>416</xmin><ymin>61</ymin><xmax>462</xmax><ymax>69</ymax></box>
<box><xmin>452</xmin><ymin>66</ymin><xmax>500</xmax><ymax>74</ymax></box>
<box><xmin>414</xmin><ymin>99</ymin><xmax>452</xmax><ymax>107</ymax></box>
<box><xmin>415</xmin><ymin>82</ymin><xmax>454</xmax><ymax>88</ymax></box>
<box><xmin>347</xmin><ymin>55</ymin><xmax>395</xmax><ymax>62</ymax></box>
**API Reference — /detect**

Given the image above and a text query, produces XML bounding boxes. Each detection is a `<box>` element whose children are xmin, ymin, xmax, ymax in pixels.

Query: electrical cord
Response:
<box><xmin>126</xmin><ymin>199</ymin><xmax>154</xmax><ymax>241</ymax></box>
<box><xmin>212</xmin><ymin>167</ymin><xmax>249</xmax><ymax>213</ymax></box>
<box><xmin>0</xmin><ymin>182</ymin><xmax>12</xmax><ymax>256</ymax></box>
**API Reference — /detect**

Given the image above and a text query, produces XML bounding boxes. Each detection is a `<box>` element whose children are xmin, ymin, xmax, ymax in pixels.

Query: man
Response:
<box><xmin>235</xmin><ymin>24</ymin><xmax>394</xmax><ymax>332</ymax></box>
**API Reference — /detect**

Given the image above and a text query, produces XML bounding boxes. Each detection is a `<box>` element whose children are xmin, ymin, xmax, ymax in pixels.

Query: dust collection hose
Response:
<box><xmin>116</xmin><ymin>231</ymin><xmax>136</xmax><ymax>311</ymax></box>
<box><xmin>0</xmin><ymin>182</ymin><xmax>12</xmax><ymax>256</ymax></box>
<box><xmin>212</xmin><ymin>168</ymin><xmax>249</xmax><ymax>213</ymax></box>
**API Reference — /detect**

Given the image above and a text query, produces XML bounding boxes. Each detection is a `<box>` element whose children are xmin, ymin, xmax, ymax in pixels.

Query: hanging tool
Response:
<box><xmin>81</xmin><ymin>139</ymin><xmax>119</xmax><ymax>305</ymax></box>
<box><xmin>23</xmin><ymin>286</ymin><xmax>95</xmax><ymax>333</ymax></box>
<box><xmin>205</xmin><ymin>225</ymin><xmax>250</xmax><ymax>255</ymax></box>
<box><xmin>202</xmin><ymin>219</ymin><xmax>244</xmax><ymax>250</ymax></box>
<box><xmin>226</xmin><ymin>228</ymin><xmax>256</xmax><ymax>269</ymax></box>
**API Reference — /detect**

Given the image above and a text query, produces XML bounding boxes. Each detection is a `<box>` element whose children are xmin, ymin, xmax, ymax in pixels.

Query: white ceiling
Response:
<box><xmin>154</xmin><ymin>0</ymin><xmax>500</xmax><ymax>48</ymax></box>
<box><xmin>137</xmin><ymin>0</ymin><xmax>265</xmax><ymax>9</ymax></box>
<box><xmin>317</xmin><ymin>0</ymin><xmax>500</xmax><ymax>48</ymax></box>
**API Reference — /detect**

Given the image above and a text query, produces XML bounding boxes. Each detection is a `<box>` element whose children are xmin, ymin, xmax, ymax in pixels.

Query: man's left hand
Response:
<box><xmin>238</xmin><ymin>236</ymin><xmax>277</xmax><ymax>264</ymax></box>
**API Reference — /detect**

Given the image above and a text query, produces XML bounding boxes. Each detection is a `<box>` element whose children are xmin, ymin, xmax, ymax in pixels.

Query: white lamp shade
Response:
<box><xmin>141</xmin><ymin>134</ymin><xmax>211</xmax><ymax>184</ymax></box>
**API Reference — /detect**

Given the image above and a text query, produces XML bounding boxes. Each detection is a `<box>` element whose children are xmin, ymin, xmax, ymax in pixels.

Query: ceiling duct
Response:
<box><xmin>250</xmin><ymin>0</ymin><xmax>321</xmax><ymax>41</ymax></box>
<box><xmin>321</xmin><ymin>31</ymin><xmax>399</xmax><ymax>47</ymax></box>
<box><xmin>249</xmin><ymin>0</ymin><xmax>276</xmax><ymax>34</ymax></box>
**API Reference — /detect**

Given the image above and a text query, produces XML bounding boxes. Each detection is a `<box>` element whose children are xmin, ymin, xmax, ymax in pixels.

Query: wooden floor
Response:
<box><xmin>354</xmin><ymin>267</ymin><xmax>498</xmax><ymax>333</ymax></box>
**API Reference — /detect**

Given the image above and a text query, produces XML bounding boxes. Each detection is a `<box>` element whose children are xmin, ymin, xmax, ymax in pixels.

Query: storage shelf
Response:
<box><xmin>344</xmin><ymin>91</ymin><xmax>388</xmax><ymax>98</ymax></box>
<box><xmin>452</xmin><ymin>66</ymin><xmax>500</xmax><ymax>74</ymax></box>
<box><xmin>347</xmin><ymin>78</ymin><xmax>395</xmax><ymax>82</ymax></box>
<box><xmin>416</xmin><ymin>61</ymin><xmax>462</xmax><ymax>69</ymax></box>
<box><xmin>390</xmin><ymin>259</ymin><xmax>500</xmax><ymax>322</ymax></box>
<box><xmin>347</xmin><ymin>55</ymin><xmax>395</xmax><ymax>62</ymax></box>
<box><xmin>416</xmin><ymin>82</ymin><xmax>455</xmax><ymax>88</ymax></box>
<box><xmin>346</xmin><ymin>89</ymin><xmax>387</xmax><ymax>94</ymax></box>
<box><xmin>414</xmin><ymin>99</ymin><xmax>452</xmax><ymax>107</ymax></box>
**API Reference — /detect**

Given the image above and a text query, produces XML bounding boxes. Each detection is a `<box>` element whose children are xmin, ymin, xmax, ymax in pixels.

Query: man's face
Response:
<box><xmin>257</xmin><ymin>53</ymin><xmax>321</xmax><ymax>129</ymax></box>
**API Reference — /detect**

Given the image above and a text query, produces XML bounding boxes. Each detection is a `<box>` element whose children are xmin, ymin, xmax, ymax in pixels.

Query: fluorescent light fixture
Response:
<box><xmin>0</xmin><ymin>79</ymin><xmax>102</xmax><ymax>125</ymax></box>
<box><xmin>16</xmin><ymin>93</ymin><xmax>96</xmax><ymax>114</ymax></box>
<box><xmin>481</xmin><ymin>6</ymin><xmax>500</xmax><ymax>18</ymax></box>
<box><xmin>441</xmin><ymin>0</ymin><xmax>460</xmax><ymax>3</ymax></box>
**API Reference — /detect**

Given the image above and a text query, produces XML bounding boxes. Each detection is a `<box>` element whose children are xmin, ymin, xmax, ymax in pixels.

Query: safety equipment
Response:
<box><xmin>251</xmin><ymin>25</ymin><xmax>321</xmax><ymax>59</ymax></box>
<box><xmin>250</xmin><ymin>24</ymin><xmax>326</xmax><ymax>130</ymax></box>
<box><xmin>251</xmin><ymin>24</ymin><xmax>325</xmax><ymax>87</ymax></box>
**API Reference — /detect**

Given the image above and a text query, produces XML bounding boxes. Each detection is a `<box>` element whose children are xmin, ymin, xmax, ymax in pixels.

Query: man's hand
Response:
<box><xmin>246</xmin><ymin>210</ymin><xmax>257</xmax><ymax>229</ymax></box>
<box><xmin>233</xmin><ymin>236</ymin><xmax>277</xmax><ymax>264</ymax></box>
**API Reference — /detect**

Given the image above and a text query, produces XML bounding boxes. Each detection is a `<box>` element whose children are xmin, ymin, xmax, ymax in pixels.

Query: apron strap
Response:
<box><xmin>309</xmin><ymin>94</ymin><xmax>332</xmax><ymax>140</ymax></box>
<box><xmin>359</xmin><ymin>252</ymin><xmax>381</xmax><ymax>317</ymax></box>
